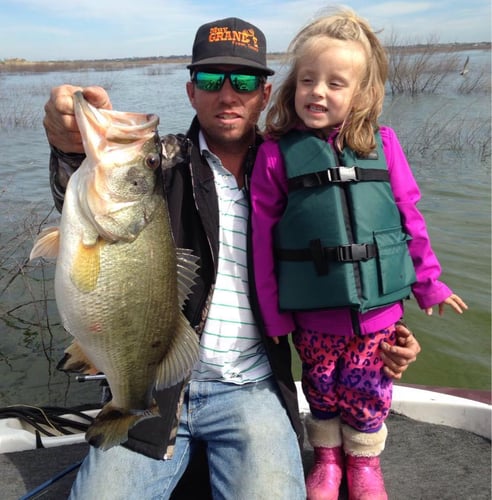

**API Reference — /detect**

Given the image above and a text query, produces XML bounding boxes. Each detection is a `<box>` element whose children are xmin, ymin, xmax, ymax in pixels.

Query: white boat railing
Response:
<box><xmin>0</xmin><ymin>384</ymin><xmax>490</xmax><ymax>453</ymax></box>
<box><xmin>296</xmin><ymin>382</ymin><xmax>491</xmax><ymax>440</ymax></box>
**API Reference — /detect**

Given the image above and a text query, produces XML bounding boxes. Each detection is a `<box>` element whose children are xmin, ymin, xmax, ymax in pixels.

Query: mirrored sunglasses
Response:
<box><xmin>192</xmin><ymin>71</ymin><xmax>264</xmax><ymax>93</ymax></box>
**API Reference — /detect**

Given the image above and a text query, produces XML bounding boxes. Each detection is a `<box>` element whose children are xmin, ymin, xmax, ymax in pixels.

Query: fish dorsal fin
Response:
<box><xmin>176</xmin><ymin>248</ymin><xmax>200</xmax><ymax>309</ymax></box>
<box><xmin>155</xmin><ymin>311</ymin><xmax>199</xmax><ymax>389</ymax></box>
<box><xmin>30</xmin><ymin>227</ymin><xmax>60</xmax><ymax>260</ymax></box>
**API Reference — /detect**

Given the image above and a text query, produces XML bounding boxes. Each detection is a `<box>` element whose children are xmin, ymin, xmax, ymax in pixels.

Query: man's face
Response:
<box><xmin>186</xmin><ymin>65</ymin><xmax>271</xmax><ymax>153</ymax></box>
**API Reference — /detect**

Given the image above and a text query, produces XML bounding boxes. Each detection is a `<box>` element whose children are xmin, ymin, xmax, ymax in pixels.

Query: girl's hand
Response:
<box><xmin>424</xmin><ymin>294</ymin><xmax>468</xmax><ymax>316</ymax></box>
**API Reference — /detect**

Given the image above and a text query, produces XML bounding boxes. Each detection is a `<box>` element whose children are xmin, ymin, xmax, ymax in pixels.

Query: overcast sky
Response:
<box><xmin>2</xmin><ymin>0</ymin><xmax>490</xmax><ymax>61</ymax></box>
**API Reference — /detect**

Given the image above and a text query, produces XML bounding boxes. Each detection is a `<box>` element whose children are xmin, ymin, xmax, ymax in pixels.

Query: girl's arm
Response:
<box><xmin>381</xmin><ymin>126</ymin><xmax>467</xmax><ymax>315</ymax></box>
<box><xmin>250</xmin><ymin>140</ymin><xmax>296</xmax><ymax>337</ymax></box>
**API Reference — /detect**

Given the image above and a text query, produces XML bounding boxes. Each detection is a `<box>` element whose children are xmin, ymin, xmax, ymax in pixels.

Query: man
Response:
<box><xmin>43</xmin><ymin>17</ymin><xmax>420</xmax><ymax>499</ymax></box>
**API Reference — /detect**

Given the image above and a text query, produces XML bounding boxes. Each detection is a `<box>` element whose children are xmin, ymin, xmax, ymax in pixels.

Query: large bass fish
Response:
<box><xmin>30</xmin><ymin>92</ymin><xmax>199</xmax><ymax>451</ymax></box>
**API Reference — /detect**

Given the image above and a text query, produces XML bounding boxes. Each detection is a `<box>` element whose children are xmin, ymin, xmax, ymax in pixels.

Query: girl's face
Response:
<box><xmin>294</xmin><ymin>39</ymin><xmax>366</xmax><ymax>137</ymax></box>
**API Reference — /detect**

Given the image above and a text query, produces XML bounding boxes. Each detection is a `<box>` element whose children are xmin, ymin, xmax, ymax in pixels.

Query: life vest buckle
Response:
<box><xmin>337</xmin><ymin>243</ymin><xmax>374</xmax><ymax>262</ymax></box>
<box><xmin>327</xmin><ymin>166</ymin><xmax>358</xmax><ymax>183</ymax></box>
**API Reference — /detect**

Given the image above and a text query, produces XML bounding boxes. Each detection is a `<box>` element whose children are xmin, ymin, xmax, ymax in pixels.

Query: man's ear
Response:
<box><xmin>186</xmin><ymin>81</ymin><xmax>196</xmax><ymax>107</ymax></box>
<box><xmin>261</xmin><ymin>82</ymin><xmax>272</xmax><ymax>111</ymax></box>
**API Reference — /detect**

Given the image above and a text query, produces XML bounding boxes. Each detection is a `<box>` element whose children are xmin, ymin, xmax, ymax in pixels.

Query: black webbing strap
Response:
<box><xmin>276</xmin><ymin>241</ymin><xmax>378</xmax><ymax>264</ymax></box>
<box><xmin>288</xmin><ymin>167</ymin><xmax>389</xmax><ymax>191</ymax></box>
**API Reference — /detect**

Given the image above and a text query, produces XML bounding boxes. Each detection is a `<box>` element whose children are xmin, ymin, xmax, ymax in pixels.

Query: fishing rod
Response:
<box><xmin>19</xmin><ymin>460</ymin><xmax>84</xmax><ymax>500</ymax></box>
<box><xmin>75</xmin><ymin>374</ymin><xmax>107</xmax><ymax>382</ymax></box>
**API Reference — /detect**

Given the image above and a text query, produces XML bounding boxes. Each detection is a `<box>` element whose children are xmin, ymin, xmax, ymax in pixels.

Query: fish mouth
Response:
<box><xmin>73</xmin><ymin>91</ymin><xmax>159</xmax><ymax>161</ymax></box>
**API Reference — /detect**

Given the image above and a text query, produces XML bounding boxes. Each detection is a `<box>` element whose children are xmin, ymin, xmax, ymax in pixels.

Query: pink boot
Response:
<box><xmin>345</xmin><ymin>455</ymin><xmax>387</xmax><ymax>500</ymax></box>
<box><xmin>306</xmin><ymin>446</ymin><xmax>344</xmax><ymax>500</ymax></box>
<box><xmin>342</xmin><ymin>423</ymin><xmax>388</xmax><ymax>500</ymax></box>
<box><xmin>305</xmin><ymin>416</ymin><xmax>344</xmax><ymax>500</ymax></box>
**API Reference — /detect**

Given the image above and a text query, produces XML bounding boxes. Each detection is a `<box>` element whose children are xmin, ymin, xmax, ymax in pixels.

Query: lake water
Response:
<box><xmin>0</xmin><ymin>51</ymin><xmax>490</xmax><ymax>409</ymax></box>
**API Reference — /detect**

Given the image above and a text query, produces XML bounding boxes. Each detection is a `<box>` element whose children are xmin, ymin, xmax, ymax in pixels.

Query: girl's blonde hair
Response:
<box><xmin>266</xmin><ymin>7</ymin><xmax>388</xmax><ymax>156</ymax></box>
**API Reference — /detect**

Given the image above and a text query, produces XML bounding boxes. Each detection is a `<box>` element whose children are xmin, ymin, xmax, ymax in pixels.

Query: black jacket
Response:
<box><xmin>49</xmin><ymin>116</ymin><xmax>303</xmax><ymax>460</ymax></box>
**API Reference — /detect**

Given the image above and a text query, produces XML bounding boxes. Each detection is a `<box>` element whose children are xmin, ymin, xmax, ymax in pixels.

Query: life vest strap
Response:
<box><xmin>288</xmin><ymin>167</ymin><xmax>389</xmax><ymax>191</ymax></box>
<box><xmin>276</xmin><ymin>240</ymin><xmax>378</xmax><ymax>270</ymax></box>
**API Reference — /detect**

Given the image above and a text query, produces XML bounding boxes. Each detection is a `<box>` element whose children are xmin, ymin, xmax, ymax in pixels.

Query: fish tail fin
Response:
<box><xmin>30</xmin><ymin>227</ymin><xmax>60</xmax><ymax>260</ymax></box>
<box><xmin>86</xmin><ymin>403</ymin><xmax>159</xmax><ymax>451</ymax></box>
<box><xmin>155</xmin><ymin>312</ymin><xmax>199</xmax><ymax>389</ymax></box>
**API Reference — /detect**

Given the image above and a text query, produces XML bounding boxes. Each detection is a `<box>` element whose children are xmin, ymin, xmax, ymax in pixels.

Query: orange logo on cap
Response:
<box><xmin>208</xmin><ymin>26</ymin><xmax>259</xmax><ymax>53</ymax></box>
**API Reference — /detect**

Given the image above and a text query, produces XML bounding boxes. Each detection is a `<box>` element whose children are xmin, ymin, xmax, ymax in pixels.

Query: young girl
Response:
<box><xmin>250</xmin><ymin>8</ymin><xmax>467</xmax><ymax>500</ymax></box>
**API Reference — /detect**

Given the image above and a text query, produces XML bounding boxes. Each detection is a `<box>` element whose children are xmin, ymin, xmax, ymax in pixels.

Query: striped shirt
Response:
<box><xmin>191</xmin><ymin>133</ymin><xmax>272</xmax><ymax>384</ymax></box>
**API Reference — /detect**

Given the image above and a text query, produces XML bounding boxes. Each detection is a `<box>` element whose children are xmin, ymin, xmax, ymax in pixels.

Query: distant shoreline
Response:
<box><xmin>1</xmin><ymin>42</ymin><xmax>490</xmax><ymax>74</ymax></box>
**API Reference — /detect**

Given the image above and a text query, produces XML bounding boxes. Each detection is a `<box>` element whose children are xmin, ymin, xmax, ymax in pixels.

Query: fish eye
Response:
<box><xmin>145</xmin><ymin>153</ymin><xmax>161</xmax><ymax>170</ymax></box>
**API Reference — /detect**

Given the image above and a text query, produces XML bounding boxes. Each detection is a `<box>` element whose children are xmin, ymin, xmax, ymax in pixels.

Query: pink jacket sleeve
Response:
<box><xmin>251</xmin><ymin>140</ymin><xmax>295</xmax><ymax>337</ymax></box>
<box><xmin>381</xmin><ymin>126</ymin><xmax>453</xmax><ymax>308</ymax></box>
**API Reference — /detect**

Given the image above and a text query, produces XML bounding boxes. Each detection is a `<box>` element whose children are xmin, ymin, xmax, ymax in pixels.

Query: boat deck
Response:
<box><xmin>2</xmin><ymin>411</ymin><xmax>490</xmax><ymax>499</ymax></box>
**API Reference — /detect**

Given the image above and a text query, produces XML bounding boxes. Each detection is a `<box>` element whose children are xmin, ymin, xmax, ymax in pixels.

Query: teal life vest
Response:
<box><xmin>275</xmin><ymin>129</ymin><xmax>416</xmax><ymax>313</ymax></box>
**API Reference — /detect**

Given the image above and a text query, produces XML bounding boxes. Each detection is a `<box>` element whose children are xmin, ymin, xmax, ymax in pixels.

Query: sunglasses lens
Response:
<box><xmin>194</xmin><ymin>72</ymin><xmax>261</xmax><ymax>93</ymax></box>
<box><xmin>194</xmin><ymin>72</ymin><xmax>225</xmax><ymax>91</ymax></box>
<box><xmin>230</xmin><ymin>74</ymin><xmax>261</xmax><ymax>92</ymax></box>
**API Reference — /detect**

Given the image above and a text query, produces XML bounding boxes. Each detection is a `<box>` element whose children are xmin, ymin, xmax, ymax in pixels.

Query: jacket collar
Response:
<box><xmin>185</xmin><ymin>115</ymin><xmax>264</xmax><ymax>189</ymax></box>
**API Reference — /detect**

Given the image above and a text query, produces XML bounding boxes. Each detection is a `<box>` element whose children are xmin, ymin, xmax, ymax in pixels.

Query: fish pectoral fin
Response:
<box><xmin>70</xmin><ymin>239</ymin><xmax>103</xmax><ymax>292</ymax></box>
<box><xmin>155</xmin><ymin>312</ymin><xmax>199</xmax><ymax>389</ymax></box>
<box><xmin>86</xmin><ymin>402</ymin><xmax>160</xmax><ymax>451</ymax></box>
<box><xmin>57</xmin><ymin>340</ymin><xmax>101</xmax><ymax>374</ymax></box>
<box><xmin>29</xmin><ymin>227</ymin><xmax>60</xmax><ymax>260</ymax></box>
<box><xmin>176</xmin><ymin>248</ymin><xmax>200</xmax><ymax>309</ymax></box>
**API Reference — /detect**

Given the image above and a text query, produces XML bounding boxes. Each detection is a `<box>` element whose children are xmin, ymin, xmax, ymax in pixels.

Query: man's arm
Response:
<box><xmin>49</xmin><ymin>146</ymin><xmax>84</xmax><ymax>211</ymax></box>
